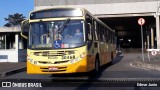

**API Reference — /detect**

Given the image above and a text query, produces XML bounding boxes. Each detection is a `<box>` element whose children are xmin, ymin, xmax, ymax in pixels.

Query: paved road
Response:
<box><xmin>1</xmin><ymin>53</ymin><xmax>160</xmax><ymax>90</ymax></box>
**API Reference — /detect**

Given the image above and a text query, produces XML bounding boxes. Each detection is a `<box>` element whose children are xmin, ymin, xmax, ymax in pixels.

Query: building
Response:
<box><xmin>34</xmin><ymin>0</ymin><xmax>160</xmax><ymax>49</ymax></box>
<box><xmin>0</xmin><ymin>26</ymin><xmax>27</xmax><ymax>62</ymax></box>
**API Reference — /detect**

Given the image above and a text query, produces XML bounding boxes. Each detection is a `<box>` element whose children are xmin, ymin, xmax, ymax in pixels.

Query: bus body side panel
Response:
<box><xmin>98</xmin><ymin>42</ymin><xmax>116</xmax><ymax>66</ymax></box>
<box><xmin>85</xmin><ymin>40</ymin><xmax>98</xmax><ymax>72</ymax></box>
<box><xmin>86</xmin><ymin>54</ymin><xmax>96</xmax><ymax>72</ymax></box>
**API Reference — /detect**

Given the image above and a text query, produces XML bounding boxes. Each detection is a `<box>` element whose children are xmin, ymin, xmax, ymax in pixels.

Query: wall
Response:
<box><xmin>0</xmin><ymin>25</ymin><xmax>28</xmax><ymax>62</ymax></box>
<box><xmin>35</xmin><ymin>0</ymin><xmax>160</xmax><ymax>6</ymax></box>
<box><xmin>18</xmin><ymin>49</ymin><xmax>27</xmax><ymax>62</ymax></box>
<box><xmin>35</xmin><ymin>1</ymin><xmax>159</xmax><ymax>16</ymax></box>
<box><xmin>34</xmin><ymin>0</ymin><xmax>160</xmax><ymax>49</ymax></box>
<box><xmin>0</xmin><ymin>50</ymin><xmax>18</xmax><ymax>62</ymax></box>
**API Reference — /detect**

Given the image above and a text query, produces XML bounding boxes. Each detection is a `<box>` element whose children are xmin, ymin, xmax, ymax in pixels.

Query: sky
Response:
<box><xmin>0</xmin><ymin>0</ymin><xmax>34</xmax><ymax>27</ymax></box>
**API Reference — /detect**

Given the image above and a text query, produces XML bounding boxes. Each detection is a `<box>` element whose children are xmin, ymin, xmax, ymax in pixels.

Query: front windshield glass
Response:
<box><xmin>29</xmin><ymin>20</ymin><xmax>85</xmax><ymax>49</ymax></box>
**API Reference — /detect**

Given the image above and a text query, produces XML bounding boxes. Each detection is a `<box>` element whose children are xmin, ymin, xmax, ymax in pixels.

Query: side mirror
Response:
<box><xmin>87</xmin><ymin>23</ymin><xmax>92</xmax><ymax>40</ymax></box>
<box><xmin>21</xmin><ymin>20</ymin><xmax>29</xmax><ymax>39</ymax></box>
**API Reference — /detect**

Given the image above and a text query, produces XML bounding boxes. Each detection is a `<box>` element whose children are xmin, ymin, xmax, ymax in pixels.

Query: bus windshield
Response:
<box><xmin>29</xmin><ymin>20</ymin><xmax>85</xmax><ymax>49</ymax></box>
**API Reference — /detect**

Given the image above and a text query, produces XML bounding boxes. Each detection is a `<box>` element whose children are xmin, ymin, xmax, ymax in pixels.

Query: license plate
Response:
<box><xmin>49</xmin><ymin>67</ymin><xmax>58</xmax><ymax>71</ymax></box>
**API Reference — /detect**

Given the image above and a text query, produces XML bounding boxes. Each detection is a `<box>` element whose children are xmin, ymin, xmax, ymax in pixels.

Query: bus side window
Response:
<box><xmin>112</xmin><ymin>33</ymin><xmax>114</xmax><ymax>44</ymax></box>
<box><xmin>106</xmin><ymin>29</ymin><xmax>109</xmax><ymax>43</ymax></box>
<box><xmin>94</xmin><ymin>21</ymin><xmax>98</xmax><ymax>41</ymax></box>
<box><xmin>108</xmin><ymin>31</ymin><xmax>110</xmax><ymax>43</ymax></box>
<box><xmin>103</xmin><ymin>28</ymin><xmax>106</xmax><ymax>43</ymax></box>
<box><xmin>111</xmin><ymin>32</ymin><xmax>113</xmax><ymax>43</ymax></box>
<box><xmin>109</xmin><ymin>31</ymin><xmax>111</xmax><ymax>43</ymax></box>
<box><xmin>99</xmin><ymin>25</ymin><xmax>103</xmax><ymax>42</ymax></box>
<box><xmin>97</xmin><ymin>23</ymin><xmax>101</xmax><ymax>41</ymax></box>
<box><xmin>87</xmin><ymin>23</ymin><xmax>92</xmax><ymax>40</ymax></box>
<box><xmin>105</xmin><ymin>29</ymin><xmax>107</xmax><ymax>43</ymax></box>
<box><xmin>96</xmin><ymin>23</ymin><xmax>99</xmax><ymax>40</ymax></box>
<box><xmin>86</xmin><ymin>14</ymin><xmax>93</xmax><ymax>40</ymax></box>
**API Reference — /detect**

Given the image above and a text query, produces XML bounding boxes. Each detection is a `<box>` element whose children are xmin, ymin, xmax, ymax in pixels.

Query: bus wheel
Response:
<box><xmin>95</xmin><ymin>57</ymin><xmax>100</xmax><ymax>74</ymax></box>
<box><xmin>111</xmin><ymin>52</ymin><xmax>113</xmax><ymax>61</ymax></box>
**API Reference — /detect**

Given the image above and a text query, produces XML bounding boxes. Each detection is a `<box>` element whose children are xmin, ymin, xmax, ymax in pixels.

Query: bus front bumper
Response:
<box><xmin>27</xmin><ymin>56</ymin><xmax>87</xmax><ymax>74</ymax></box>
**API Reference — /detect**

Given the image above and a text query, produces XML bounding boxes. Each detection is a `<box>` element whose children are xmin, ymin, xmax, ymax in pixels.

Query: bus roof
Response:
<box><xmin>30</xmin><ymin>7</ymin><xmax>114</xmax><ymax>32</ymax></box>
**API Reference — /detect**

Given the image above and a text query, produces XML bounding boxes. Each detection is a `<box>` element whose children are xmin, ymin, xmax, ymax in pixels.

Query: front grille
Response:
<box><xmin>40</xmin><ymin>67</ymin><xmax>67</xmax><ymax>69</ymax></box>
<box><xmin>38</xmin><ymin>61</ymin><xmax>51</xmax><ymax>64</ymax></box>
<box><xmin>54</xmin><ymin>60</ymin><xmax>70</xmax><ymax>64</ymax></box>
<box><xmin>33</xmin><ymin>50</ymin><xmax>75</xmax><ymax>57</ymax></box>
<box><xmin>40</xmin><ymin>67</ymin><xmax>67</xmax><ymax>72</ymax></box>
<box><xmin>38</xmin><ymin>60</ymin><xmax>70</xmax><ymax>64</ymax></box>
<box><xmin>34</xmin><ymin>50</ymin><xmax>76</xmax><ymax>65</ymax></box>
<box><xmin>41</xmin><ymin>70</ymin><xmax>66</xmax><ymax>72</ymax></box>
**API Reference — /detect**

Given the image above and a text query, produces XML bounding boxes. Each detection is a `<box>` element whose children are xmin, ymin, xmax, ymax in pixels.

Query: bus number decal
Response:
<box><xmin>62</xmin><ymin>55</ymin><xmax>75</xmax><ymax>60</ymax></box>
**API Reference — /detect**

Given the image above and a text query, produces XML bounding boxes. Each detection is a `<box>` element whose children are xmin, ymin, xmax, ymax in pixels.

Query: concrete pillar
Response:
<box><xmin>15</xmin><ymin>34</ymin><xmax>19</xmax><ymax>62</ymax></box>
<box><xmin>156</xmin><ymin>15</ymin><xmax>160</xmax><ymax>49</ymax></box>
<box><xmin>5</xmin><ymin>35</ymin><xmax>6</xmax><ymax>49</ymax></box>
<box><xmin>15</xmin><ymin>34</ymin><xmax>19</xmax><ymax>51</ymax></box>
<box><xmin>147</xmin><ymin>35</ymin><xmax>149</xmax><ymax>49</ymax></box>
<box><xmin>151</xmin><ymin>28</ymin><xmax>154</xmax><ymax>48</ymax></box>
<box><xmin>10</xmin><ymin>41</ymin><xmax>11</xmax><ymax>49</ymax></box>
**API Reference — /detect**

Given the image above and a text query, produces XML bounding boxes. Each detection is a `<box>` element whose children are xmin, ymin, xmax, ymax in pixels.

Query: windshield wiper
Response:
<box><xmin>56</xmin><ymin>18</ymin><xmax>70</xmax><ymax>40</ymax></box>
<box><xmin>58</xmin><ymin>18</ymin><xmax>70</xmax><ymax>33</ymax></box>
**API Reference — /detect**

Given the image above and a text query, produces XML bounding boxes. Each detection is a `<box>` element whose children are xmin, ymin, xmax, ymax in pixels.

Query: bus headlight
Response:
<box><xmin>70</xmin><ymin>59</ymin><xmax>75</xmax><ymax>63</ymax></box>
<box><xmin>80</xmin><ymin>54</ymin><xmax>84</xmax><ymax>58</ymax></box>
<box><xmin>70</xmin><ymin>53</ymin><xmax>86</xmax><ymax>63</ymax></box>
<box><xmin>80</xmin><ymin>52</ymin><xmax>86</xmax><ymax>58</ymax></box>
<box><xmin>27</xmin><ymin>56</ymin><xmax>30</xmax><ymax>60</ymax></box>
<box><xmin>34</xmin><ymin>61</ymin><xmax>38</xmax><ymax>65</ymax></box>
<box><xmin>70</xmin><ymin>58</ymin><xmax>78</xmax><ymax>63</ymax></box>
<box><xmin>70</xmin><ymin>57</ymin><xmax>81</xmax><ymax>63</ymax></box>
<box><xmin>30</xmin><ymin>59</ymin><xmax>33</xmax><ymax>63</ymax></box>
<box><xmin>29</xmin><ymin>59</ymin><xmax>38</xmax><ymax>65</ymax></box>
<box><xmin>74</xmin><ymin>58</ymin><xmax>79</xmax><ymax>61</ymax></box>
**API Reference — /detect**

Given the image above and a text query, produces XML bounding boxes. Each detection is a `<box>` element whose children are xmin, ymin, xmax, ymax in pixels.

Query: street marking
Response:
<box><xmin>130</xmin><ymin>62</ymin><xmax>150</xmax><ymax>71</ymax></box>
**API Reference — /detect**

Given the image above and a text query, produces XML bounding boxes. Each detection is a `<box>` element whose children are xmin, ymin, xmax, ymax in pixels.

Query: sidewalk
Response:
<box><xmin>130</xmin><ymin>55</ymin><xmax>160</xmax><ymax>71</ymax></box>
<box><xmin>0</xmin><ymin>62</ymin><xmax>26</xmax><ymax>77</ymax></box>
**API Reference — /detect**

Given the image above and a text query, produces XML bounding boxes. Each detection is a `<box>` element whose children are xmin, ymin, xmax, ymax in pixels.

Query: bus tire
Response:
<box><xmin>111</xmin><ymin>52</ymin><xmax>113</xmax><ymax>61</ymax></box>
<box><xmin>95</xmin><ymin>56</ymin><xmax>100</xmax><ymax>74</ymax></box>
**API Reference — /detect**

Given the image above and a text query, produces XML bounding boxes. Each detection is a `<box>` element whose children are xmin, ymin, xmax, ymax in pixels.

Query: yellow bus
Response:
<box><xmin>21</xmin><ymin>7</ymin><xmax>116</xmax><ymax>74</ymax></box>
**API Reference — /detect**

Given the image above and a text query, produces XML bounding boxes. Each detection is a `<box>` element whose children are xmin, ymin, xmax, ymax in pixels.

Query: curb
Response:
<box><xmin>130</xmin><ymin>60</ymin><xmax>160</xmax><ymax>71</ymax></box>
<box><xmin>0</xmin><ymin>67</ymin><xmax>26</xmax><ymax>77</ymax></box>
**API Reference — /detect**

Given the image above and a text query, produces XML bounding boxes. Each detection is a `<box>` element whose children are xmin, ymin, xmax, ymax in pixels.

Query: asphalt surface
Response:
<box><xmin>0</xmin><ymin>62</ymin><xmax>26</xmax><ymax>77</ymax></box>
<box><xmin>1</xmin><ymin>53</ymin><xmax>160</xmax><ymax>90</ymax></box>
<box><xmin>2</xmin><ymin>53</ymin><xmax>160</xmax><ymax>79</ymax></box>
